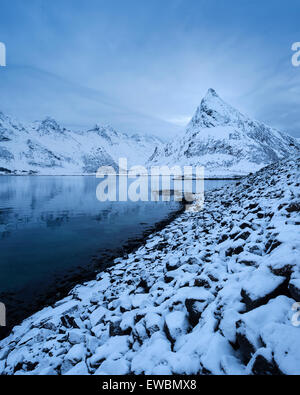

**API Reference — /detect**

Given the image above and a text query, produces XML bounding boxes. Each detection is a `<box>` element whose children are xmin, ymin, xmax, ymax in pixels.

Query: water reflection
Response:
<box><xmin>0</xmin><ymin>175</ymin><xmax>235</xmax><ymax>334</ymax></box>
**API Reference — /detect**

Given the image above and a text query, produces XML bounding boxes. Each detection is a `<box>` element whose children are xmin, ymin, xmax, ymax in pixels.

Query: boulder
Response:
<box><xmin>249</xmin><ymin>349</ymin><xmax>282</xmax><ymax>375</ymax></box>
<box><xmin>164</xmin><ymin>311</ymin><xmax>189</xmax><ymax>344</ymax></box>
<box><xmin>185</xmin><ymin>299</ymin><xmax>207</xmax><ymax>327</ymax></box>
<box><xmin>241</xmin><ymin>269</ymin><xmax>288</xmax><ymax>312</ymax></box>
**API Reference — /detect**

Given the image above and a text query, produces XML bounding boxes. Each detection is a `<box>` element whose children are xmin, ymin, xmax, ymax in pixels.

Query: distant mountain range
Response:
<box><xmin>1</xmin><ymin>90</ymin><xmax>299</xmax><ymax>177</ymax></box>
<box><xmin>148</xmin><ymin>89</ymin><xmax>300</xmax><ymax>178</ymax></box>
<box><xmin>0</xmin><ymin>113</ymin><xmax>162</xmax><ymax>175</ymax></box>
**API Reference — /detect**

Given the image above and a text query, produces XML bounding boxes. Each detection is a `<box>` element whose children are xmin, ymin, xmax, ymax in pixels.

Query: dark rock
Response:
<box><xmin>185</xmin><ymin>299</ymin><xmax>205</xmax><ymax>327</ymax></box>
<box><xmin>207</xmin><ymin>274</ymin><xmax>218</xmax><ymax>283</ymax></box>
<box><xmin>156</xmin><ymin>242</ymin><xmax>169</xmax><ymax>251</ymax></box>
<box><xmin>57</xmin><ymin>334</ymin><xmax>68</xmax><ymax>343</ymax></box>
<box><xmin>230</xmin><ymin>232</ymin><xmax>240</xmax><ymax>240</ymax></box>
<box><xmin>265</xmin><ymin>239</ymin><xmax>282</xmax><ymax>254</ymax></box>
<box><xmin>14</xmin><ymin>362</ymin><xmax>24</xmax><ymax>373</ymax></box>
<box><xmin>201</xmin><ymin>366</ymin><xmax>212</xmax><ymax>375</ymax></box>
<box><xmin>240</xmin><ymin>222</ymin><xmax>252</xmax><ymax>230</ymax></box>
<box><xmin>278</xmin><ymin>203</ymin><xmax>287</xmax><ymax>211</ymax></box>
<box><xmin>164</xmin><ymin>323</ymin><xmax>175</xmax><ymax>346</ymax></box>
<box><xmin>234</xmin><ymin>231</ymin><xmax>251</xmax><ymax>241</ymax></box>
<box><xmin>109</xmin><ymin>320</ymin><xmax>131</xmax><ymax>336</ymax></box>
<box><xmin>0</xmin><ymin>167</ymin><xmax>12</xmax><ymax>174</ymax></box>
<box><xmin>166</xmin><ymin>260</ymin><xmax>181</xmax><ymax>272</ymax></box>
<box><xmin>194</xmin><ymin>278</ymin><xmax>210</xmax><ymax>289</ymax></box>
<box><xmin>289</xmin><ymin>281</ymin><xmax>300</xmax><ymax>302</ymax></box>
<box><xmin>286</xmin><ymin>202</ymin><xmax>300</xmax><ymax>213</ymax></box>
<box><xmin>186</xmin><ymin>257</ymin><xmax>201</xmax><ymax>266</ymax></box>
<box><xmin>226</xmin><ymin>246</ymin><xmax>244</xmax><ymax>257</ymax></box>
<box><xmin>24</xmin><ymin>361</ymin><xmax>39</xmax><ymax>372</ymax></box>
<box><xmin>134</xmin><ymin>314</ymin><xmax>145</xmax><ymax>324</ymax></box>
<box><xmin>270</xmin><ymin>264</ymin><xmax>293</xmax><ymax>279</ymax></box>
<box><xmin>60</xmin><ymin>315</ymin><xmax>79</xmax><ymax>329</ymax></box>
<box><xmin>218</xmin><ymin>234</ymin><xmax>229</xmax><ymax>244</ymax></box>
<box><xmin>236</xmin><ymin>320</ymin><xmax>257</xmax><ymax>363</ymax></box>
<box><xmin>221</xmin><ymin>201</ymin><xmax>232</xmax><ymax>208</ymax></box>
<box><xmin>248</xmin><ymin>203</ymin><xmax>259</xmax><ymax>210</ymax></box>
<box><xmin>202</xmin><ymin>253</ymin><xmax>212</xmax><ymax>262</ymax></box>
<box><xmin>164</xmin><ymin>275</ymin><xmax>175</xmax><ymax>284</ymax></box>
<box><xmin>137</xmin><ymin>278</ymin><xmax>150</xmax><ymax>293</ymax></box>
<box><xmin>248</xmin><ymin>245</ymin><xmax>263</xmax><ymax>256</ymax></box>
<box><xmin>241</xmin><ymin>277</ymin><xmax>289</xmax><ymax>312</ymax></box>
<box><xmin>251</xmin><ymin>352</ymin><xmax>282</xmax><ymax>376</ymax></box>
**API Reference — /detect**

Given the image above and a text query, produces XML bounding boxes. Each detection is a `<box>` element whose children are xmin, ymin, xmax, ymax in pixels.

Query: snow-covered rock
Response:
<box><xmin>0</xmin><ymin>112</ymin><xmax>162</xmax><ymax>175</ymax></box>
<box><xmin>0</xmin><ymin>156</ymin><xmax>299</xmax><ymax>375</ymax></box>
<box><xmin>149</xmin><ymin>89</ymin><xmax>300</xmax><ymax>178</ymax></box>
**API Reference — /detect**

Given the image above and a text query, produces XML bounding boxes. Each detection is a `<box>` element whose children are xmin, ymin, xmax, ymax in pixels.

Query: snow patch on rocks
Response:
<box><xmin>0</xmin><ymin>157</ymin><xmax>299</xmax><ymax>375</ymax></box>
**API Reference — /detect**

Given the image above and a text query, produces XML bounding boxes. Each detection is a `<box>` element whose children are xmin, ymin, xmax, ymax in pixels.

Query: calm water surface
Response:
<box><xmin>0</xmin><ymin>176</ymin><xmax>236</xmax><ymax>333</ymax></box>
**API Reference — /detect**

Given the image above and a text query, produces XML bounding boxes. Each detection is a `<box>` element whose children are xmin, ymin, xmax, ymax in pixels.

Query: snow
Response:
<box><xmin>241</xmin><ymin>267</ymin><xmax>286</xmax><ymax>301</ymax></box>
<box><xmin>65</xmin><ymin>344</ymin><xmax>85</xmax><ymax>364</ymax></box>
<box><xmin>0</xmin><ymin>156</ymin><xmax>299</xmax><ymax>375</ymax></box>
<box><xmin>0</xmin><ymin>113</ymin><xmax>162</xmax><ymax>175</ymax></box>
<box><xmin>65</xmin><ymin>361</ymin><xmax>89</xmax><ymax>375</ymax></box>
<box><xmin>95</xmin><ymin>359</ymin><xmax>130</xmax><ymax>375</ymax></box>
<box><xmin>90</xmin><ymin>307</ymin><xmax>107</xmax><ymax>328</ymax></box>
<box><xmin>165</xmin><ymin>311</ymin><xmax>189</xmax><ymax>342</ymax></box>
<box><xmin>68</xmin><ymin>330</ymin><xmax>86</xmax><ymax>345</ymax></box>
<box><xmin>149</xmin><ymin>89</ymin><xmax>300</xmax><ymax>178</ymax></box>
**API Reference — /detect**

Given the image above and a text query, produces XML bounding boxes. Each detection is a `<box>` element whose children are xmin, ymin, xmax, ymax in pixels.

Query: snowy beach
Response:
<box><xmin>0</xmin><ymin>156</ymin><xmax>299</xmax><ymax>375</ymax></box>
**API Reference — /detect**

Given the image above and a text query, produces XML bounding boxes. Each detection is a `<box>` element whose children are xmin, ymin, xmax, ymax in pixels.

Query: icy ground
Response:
<box><xmin>0</xmin><ymin>157</ymin><xmax>299</xmax><ymax>375</ymax></box>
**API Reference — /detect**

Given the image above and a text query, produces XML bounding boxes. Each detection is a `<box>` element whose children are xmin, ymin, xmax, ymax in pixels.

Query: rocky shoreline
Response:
<box><xmin>0</xmin><ymin>157</ymin><xmax>299</xmax><ymax>375</ymax></box>
<box><xmin>0</xmin><ymin>202</ymin><xmax>187</xmax><ymax>342</ymax></box>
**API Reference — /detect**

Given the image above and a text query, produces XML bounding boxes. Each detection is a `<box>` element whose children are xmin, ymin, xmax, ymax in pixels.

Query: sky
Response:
<box><xmin>0</xmin><ymin>0</ymin><xmax>299</xmax><ymax>138</ymax></box>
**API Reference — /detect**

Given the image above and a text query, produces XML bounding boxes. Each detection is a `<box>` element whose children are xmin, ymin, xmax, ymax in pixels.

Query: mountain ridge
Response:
<box><xmin>0</xmin><ymin>113</ymin><xmax>162</xmax><ymax>175</ymax></box>
<box><xmin>148</xmin><ymin>89</ymin><xmax>300</xmax><ymax>178</ymax></box>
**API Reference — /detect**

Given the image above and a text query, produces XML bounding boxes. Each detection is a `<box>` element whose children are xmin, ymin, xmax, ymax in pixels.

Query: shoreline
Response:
<box><xmin>0</xmin><ymin>201</ymin><xmax>187</xmax><ymax>341</ymax></box>
<box><xmin>0</xmin><ymin>173</ymin><xmax>245</xmax><ymax>180</ymax></box>
<box><xmin>0</xmin><ymin>157</ymin><xmax>299</xmax><ymax>375</ymax></box>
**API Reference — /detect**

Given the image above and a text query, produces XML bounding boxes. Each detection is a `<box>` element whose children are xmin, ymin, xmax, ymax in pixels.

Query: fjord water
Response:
<box><xmin>0</xmin><ymin>176</ymin><xmax>235</xmax><ymax>332</ymax></box>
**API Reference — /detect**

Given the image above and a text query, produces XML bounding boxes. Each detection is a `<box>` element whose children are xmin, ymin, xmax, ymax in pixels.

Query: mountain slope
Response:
<box><xmin>75</xmin><ymin>124</ymin><xmax>162</xmax><ymax>168</ymax></box>
<box><xmin>149</xmin><ymin>89</ymin><xmax>300</xmax><ymax>178</ymax></box>
<box><xmin>0</xmin><ymin>113</ymin><xmax>161</xmax><ymax>175</ymax></box>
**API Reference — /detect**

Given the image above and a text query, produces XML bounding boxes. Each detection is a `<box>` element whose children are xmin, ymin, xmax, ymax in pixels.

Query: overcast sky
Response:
<box><xmin>0</xmin><ymin>0</ymin><xmax>299</xmax><ymax>138</ymax></box>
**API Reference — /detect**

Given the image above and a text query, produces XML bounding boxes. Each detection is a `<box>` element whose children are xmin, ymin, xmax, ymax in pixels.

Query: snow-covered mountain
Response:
<box><xmin>0</xmin><ymin>112</ymin><xmax>162</xmax><ymax>175</ymax></box>
<box><xmin>1</xmin><ymin>156</ymin><xmax>300</xmax><ymax>375</ymax></box>
<box><xmin>149</xmin><ymin>89</ymin><xmax>300</xmax><ymax>178</ymax></box>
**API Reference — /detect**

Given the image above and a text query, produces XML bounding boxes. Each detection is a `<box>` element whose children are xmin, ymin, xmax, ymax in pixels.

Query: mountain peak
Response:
<box><xmin>0</xmin><ymin>111</ymin><xmax>13</xmax><ymax>123</ymax></box>
<box><xmin>188</xmin><ymin>89</ymin><xmax>245</xmax><ymax>130</ymax></box>
<box><xmin>204</xmin><ymin>88</ymin><xmax>219</xmax><ymax>99</ymax></box>
<box><xmin>149</xmin><ymin>88</ymin><xmax>300</xmax><ymax>177</ymax></box>
<box><xmin>36</xmin><ymin>117</ymin><xmax>64</xmax><ymax>134</ymax></box>
<box><xmin>89</xmin><ymin>124</ymin><xmax>119</xmax><ymax>141</ymax></box>
<box><xmin>0</xmin><ymin>111</ymin><xmax>7</xmax><ymax>123</ymax></box>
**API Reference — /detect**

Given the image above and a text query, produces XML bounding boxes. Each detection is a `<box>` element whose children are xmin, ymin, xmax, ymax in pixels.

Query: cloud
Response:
<box><xmin>0</xmin><ymin>0</ymin><xmax>299</xmax><ymax>138</ymax></box>
<box><xmin>0</xmin><ymin>65</ymin><xmax>181</xmax><ymax>138</ymax></box>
